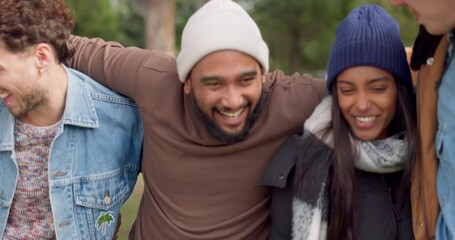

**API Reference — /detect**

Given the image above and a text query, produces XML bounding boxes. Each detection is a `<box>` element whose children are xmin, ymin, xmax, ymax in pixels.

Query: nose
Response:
<box><xmin>355</xmin><ymin>92</ymin><xmax>371</xmax><ymax>112</ymax></box>
<box><xmin>389</xmin><ymin>0</ymin><xmax>405</xmax><ymax>7</ymax></box>
<box><xmin>221</xmin><ymin>85</ymin><xmax>243</xmax><ymax>110</ymax></box>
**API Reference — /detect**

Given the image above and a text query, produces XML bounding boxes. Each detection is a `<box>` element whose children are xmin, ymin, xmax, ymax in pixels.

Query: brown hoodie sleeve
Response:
<box><xmin>65</xmin><ymin>35</ymin><xmax>177</xmax><ymax>99</ymax></box>
<box><xmin>264</xmin><ymin>70</ymin><xmax>327</xmax><ymax>135</ymax></box>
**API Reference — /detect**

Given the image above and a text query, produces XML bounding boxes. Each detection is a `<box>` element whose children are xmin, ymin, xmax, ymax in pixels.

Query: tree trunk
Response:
<box><xmin>145</xmin><ymin>0</ymin><xmax>176</xmax><ymax>56</ymax></box>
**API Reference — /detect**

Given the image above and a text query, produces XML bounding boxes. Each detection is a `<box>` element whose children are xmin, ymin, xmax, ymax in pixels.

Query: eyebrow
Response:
<box><xmin>199</xmin><ymin>70</ymin><xmax>258</xmax><ymax>83</ymax></box>
<box><xmin>337</xmin><ymin>76</ymin><xmax>391</xmax><ymax>85</ymax></box>
<box><xmin>199</xmin><ymin>75</ymin><xmax>219</xmax><ymax>83</ymax></box>
<box><xmin>240</xmin><ymin>70</ymin><xmax>259</xmax><ymax>78</ymax></box>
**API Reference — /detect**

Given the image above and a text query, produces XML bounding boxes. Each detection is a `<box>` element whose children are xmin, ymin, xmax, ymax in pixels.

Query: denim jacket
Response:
<box><xmin>0</xmin><ymin>67</ymin><xmax>143</xmax><ymax>240</ymax></box>
<box><xmin>436</xmin><ymin>31</ymin><xmax>455</xmax><ymax>240</ymax></box>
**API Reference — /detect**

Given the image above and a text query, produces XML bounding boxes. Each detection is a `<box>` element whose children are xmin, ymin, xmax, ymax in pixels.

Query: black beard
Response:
<box><xmin>190</xmin><ymin>93</ymin><xmax>265</xmax><ymax>144</ymax></box>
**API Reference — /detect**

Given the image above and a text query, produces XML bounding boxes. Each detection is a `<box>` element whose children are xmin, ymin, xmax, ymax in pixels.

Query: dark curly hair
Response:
<box><xmin>0</xmin><ymin>0</ymin><xmax>75</xmax><ymax>62</ymax></box>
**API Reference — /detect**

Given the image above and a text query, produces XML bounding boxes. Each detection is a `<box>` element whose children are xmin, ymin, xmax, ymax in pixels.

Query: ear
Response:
<box><xmin>183</xmin><ymin>78</ymin><xmax>192</xmax><ymax>94</ymax></box>
<box><xmin>34</xmin><ymin>43</ymin><xmax>53</xmax><ymax>70</ymax></box>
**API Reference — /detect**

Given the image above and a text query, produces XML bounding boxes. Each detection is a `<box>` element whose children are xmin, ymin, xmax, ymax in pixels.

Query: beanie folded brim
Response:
<box><xmin>327</xmin><ymin>41</ymin><xmax>412</xmax><ymax>89</ymax></box>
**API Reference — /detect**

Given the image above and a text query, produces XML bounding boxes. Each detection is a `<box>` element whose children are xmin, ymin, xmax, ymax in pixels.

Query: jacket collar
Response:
<box><xmin>0</xmin><ymin>66</ymin><xmax>99</xmax><ymax>150</ymax></box>
<box><xmin>0</xmin><ymin>106</ymin><xmax>15</xmax><ymax>151</ymax></box>
<box><xmin>450</xmin><ymin>30</ymin><xmax>455</xmax><ymax>44</ymax></box>
<box><xmin>447</xmin><ymin>30</ymin><xmax>455</xmax><ymax>59</ymax></box>
<box><xmin>410</xmin><ymin>26</ymin><xmax>444</xmax><ymax>71</ymax></box>
<box><xmin>257</xmin><ymin>134</ymin><xmax>300</xmax><ymax>188</ymax></box>
<box><xmin>61</xmin><ymin>66</ymin><xmax>99</xmax><ymax>128</ymax></box>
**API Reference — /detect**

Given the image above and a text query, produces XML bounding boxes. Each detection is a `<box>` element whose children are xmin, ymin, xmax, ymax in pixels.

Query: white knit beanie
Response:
<box><xmin>176</xmin><ymin>0</ymin><xmax>269</xmax><ymax>82</ymax></box>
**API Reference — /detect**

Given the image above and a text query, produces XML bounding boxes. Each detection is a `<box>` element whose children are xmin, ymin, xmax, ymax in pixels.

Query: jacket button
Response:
<box><xmin>426</xmin><ymin>57</ymin><xmax>434</xmax><ymax>65</ymax></box>
<box><xmin>278</xmin><ymin>175</ymin><xmax>284</xmax><ymax>181</ymax></box>
<box><xmin>104</xmin><ymin>191</ymin><xmax>111</xmax><ymax>205</ymax></box>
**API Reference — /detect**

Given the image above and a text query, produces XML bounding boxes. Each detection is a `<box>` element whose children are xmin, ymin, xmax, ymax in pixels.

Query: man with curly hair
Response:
<box><xmin>0</xmin><ymin>0</ymin><xmax>143</xmax><ymax>239</ymax></box>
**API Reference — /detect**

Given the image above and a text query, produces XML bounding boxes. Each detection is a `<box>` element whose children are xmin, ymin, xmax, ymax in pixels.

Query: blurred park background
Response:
<box><xmin>65</xmin><ymin>0</ymin><xmax>419</xmax><ymax>239</ymax></box>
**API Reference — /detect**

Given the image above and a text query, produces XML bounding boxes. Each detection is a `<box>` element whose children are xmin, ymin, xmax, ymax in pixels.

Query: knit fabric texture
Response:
<box><xmin>326</xmin><ymin>4</ymin><xmax>412</xmax><ymax>92</ymax></box>
<box><xmin>3</xmin><ymin>120</ymin><xmax>60</xmax><ymax>239</ymax></box>
<box><xmin>176</xmin><ymin>0</ymin><xmax>269</xmax><ymax>82</ymax></box>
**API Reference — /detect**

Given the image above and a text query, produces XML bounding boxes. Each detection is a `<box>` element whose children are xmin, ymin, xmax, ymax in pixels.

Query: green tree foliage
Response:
<box><xmin>67</xmin><ymin>0</ymin><xmax>418</xmax><ymax>76</ymax></box>
<box><xmin>249</xmin><ymin>0</ymin><xmax>418</xmax><ymax>75</ymax></box>
<box><xmin>117</xmin><ymin>0</ymin><xmax>145</xmax><ymax>47</ymax></box>
<box><xmin>66</xmin><ymin>0</ymin><xmax>144</xmax><ymax>47</ymax></box>
<box><xmin>250</xmin><ymin>0</ymin><xmax>350</xmax><ymax>75</ymax></box>
<box><xmin>175</xmin><ymin>0</ymin><xmax>206</xmax><ymax>52</ymax></box>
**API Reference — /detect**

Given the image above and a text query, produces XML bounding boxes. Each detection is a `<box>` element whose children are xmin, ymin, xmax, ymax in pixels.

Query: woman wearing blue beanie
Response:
<box><xmin>259</xmin><ymin>4</ymin><xmax>417</xmax><ymax>239</ymax></box>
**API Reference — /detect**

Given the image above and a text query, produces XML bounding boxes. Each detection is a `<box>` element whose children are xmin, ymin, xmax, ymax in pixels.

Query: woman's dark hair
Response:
<box><xmin>0</xmin><ymin>0</ymin><xmax>75</xmax><ymax>62</ymax></box>
<box><xmin>298</xmin><ymin>77</ymin><xmax>417</xmax><ymax>240</ymax></box>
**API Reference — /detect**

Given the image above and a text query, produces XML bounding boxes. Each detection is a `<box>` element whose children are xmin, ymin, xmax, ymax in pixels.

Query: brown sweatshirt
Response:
<box><xmin>67</xmin><ymin>36</ymin><xmax>326</xmax><ymax>240</ymax></box>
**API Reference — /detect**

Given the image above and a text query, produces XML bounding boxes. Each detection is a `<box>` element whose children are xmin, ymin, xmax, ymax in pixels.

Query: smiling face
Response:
<box><xmin>389</xmin><ymin>0</ymin><xmax>455</xmax><ymax>35</ymax></box>
<box><xmin>0</xmin><ymin>41</ymin><xmax>48</xmax><ymax>119</ymax></box>
<box><xmin>184</xmin><ymin>50</ymin><xmax>265</xmax><ymax>142</ymax></box>
<box><xmin>336</xmin><ymin>66</ymin><xmax>398</xmax><ymax>141</ymax></box>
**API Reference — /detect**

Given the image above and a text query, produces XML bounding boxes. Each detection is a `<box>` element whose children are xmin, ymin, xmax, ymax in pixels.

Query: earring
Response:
<box><xmin>39</xmin><ymin>68</ymin><xmax>45</xmax><ymax>76</ymax></box>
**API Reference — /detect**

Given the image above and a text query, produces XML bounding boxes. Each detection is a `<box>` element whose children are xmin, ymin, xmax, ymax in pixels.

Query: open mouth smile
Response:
<box><xmin>356</xmin><ymin>116</ymin><xmax>375</xmax><ymax>123</ymax></box>
<box><xmin>219</xmin><ymin>108</ymin><xmax>244</xmax><ymax>119</ymax></box>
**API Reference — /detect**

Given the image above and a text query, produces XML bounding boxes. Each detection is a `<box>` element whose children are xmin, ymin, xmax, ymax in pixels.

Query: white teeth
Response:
<box><xmin>0</xmin><ymin>91</ymin><xmax>9</xmax><ymax>99</ymax></box>
<box><xmin>220</xmin><ymin>108</ymin><xmax>243</xmax><ymax>119</ymax></box>
<box><xmin>356</xmin><ymin>116</ymin><xmax>375</xmax><ymax>123</ymax></box>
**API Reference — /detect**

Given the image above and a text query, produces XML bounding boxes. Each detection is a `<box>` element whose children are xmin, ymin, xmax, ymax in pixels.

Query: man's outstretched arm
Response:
<box><xmin>66</xmin><ymin>36</ymin><xmax>177</xmax><ymax>99</ymax></box>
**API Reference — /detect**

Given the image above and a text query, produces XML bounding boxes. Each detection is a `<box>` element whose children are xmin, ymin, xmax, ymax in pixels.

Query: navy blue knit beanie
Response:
<box><xmin>326</xmin><ymin>4</ymin><xmax>412</xmax><ymax>92</ymax></box>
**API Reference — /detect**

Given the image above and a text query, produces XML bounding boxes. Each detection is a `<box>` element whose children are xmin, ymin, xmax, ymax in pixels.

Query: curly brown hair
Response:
<box><xmin>0</xmin><ymin>0</ymin><xmax>75</xmax><ymax>62</ymax></box>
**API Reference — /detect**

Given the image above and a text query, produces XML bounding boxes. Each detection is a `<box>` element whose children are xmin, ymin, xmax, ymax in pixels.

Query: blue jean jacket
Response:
<box><xmin>0</xmin><ymin>67</ymin><xmax>143</xmax><ymax>239</ymax></box>
<box><xmin>436</xmin><ymin>32</ymin><xmax>455</xmax><ymax>240</ymax></box>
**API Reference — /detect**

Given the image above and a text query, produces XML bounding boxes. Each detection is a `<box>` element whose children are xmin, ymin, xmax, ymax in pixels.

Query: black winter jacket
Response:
<box><xmin>258</xmin><ymin>134</ymin><xmax>415</xmax><ymax>240</ymax></box>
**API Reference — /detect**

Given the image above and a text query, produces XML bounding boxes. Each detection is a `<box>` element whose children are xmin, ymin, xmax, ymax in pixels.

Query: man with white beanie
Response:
<box><xmin>67</xmin><ymin>0</ymin><xmax>326</xmax><ymax>239</ymax></box>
